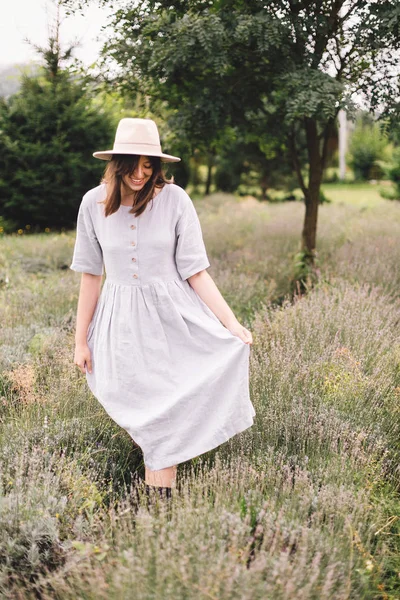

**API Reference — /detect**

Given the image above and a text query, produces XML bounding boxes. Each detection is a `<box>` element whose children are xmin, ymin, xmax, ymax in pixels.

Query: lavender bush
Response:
<box><xmin>0</xmin><ymin>193</ymin><xmax>399</xmax><ymax>597</ymax></box>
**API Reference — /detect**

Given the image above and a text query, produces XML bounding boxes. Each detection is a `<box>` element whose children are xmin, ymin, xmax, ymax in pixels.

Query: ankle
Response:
<box><xmin>145</xmin><ymin>481</ymin><xmax>172</xmax><ymax>488</ymax></box>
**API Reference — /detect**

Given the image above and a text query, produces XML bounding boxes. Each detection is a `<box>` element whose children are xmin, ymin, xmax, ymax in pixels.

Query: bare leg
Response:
<box><xmin>145</xmin><ymin>464</ymin><xmax>177</xmax><ymax>488</ymax></box>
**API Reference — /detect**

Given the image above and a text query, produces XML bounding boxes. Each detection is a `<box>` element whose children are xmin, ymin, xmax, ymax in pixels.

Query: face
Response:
<box><xmin>122</xmin><ymin>155</ymin><xmax>154</xmax><ymax>193</ymax></box>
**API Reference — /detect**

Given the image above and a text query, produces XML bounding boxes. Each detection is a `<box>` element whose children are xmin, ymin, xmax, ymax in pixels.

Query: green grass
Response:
<box><xmin>321</xmin><ymin>181</ymin><xmax>392</xmax><ymax>207</ymax></box>
<box><xmin>190</xmin><ymin>163</ymin><xmax>396</xmax><ymax>208</ymax></box>
<box><xmin>0</xmin><ymin>191</ymin><xmax>400</xmax><ymax>598</ymax></box>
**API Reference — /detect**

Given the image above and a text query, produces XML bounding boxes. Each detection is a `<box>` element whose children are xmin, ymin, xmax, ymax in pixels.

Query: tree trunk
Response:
<box><xmin>301</xmin><ymin>117</ymin><xmax>324</xmax><ymax>260</ymax></box>
<box><xmin>260</xmin><ymin>173</ymin><xmax>269</xmax><ymax>201</ymax></box>
<box><xmin>205</xmin><ymin>155</ymin><xmax>213</xmax><ymax>196</ymax></box>
<box><xmin>302</xmin><ymin>188</ymin><xmax>319</xmax><ymax>254</ymax></box>
<box><xmin>289</xmin><ymin>118</ymin><xmax>334</xmax><ymax>263</ymax></box>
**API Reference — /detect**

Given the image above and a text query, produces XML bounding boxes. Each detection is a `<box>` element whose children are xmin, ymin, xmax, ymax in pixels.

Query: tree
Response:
<box><xmin>214</xmin><ymin>132</ymin><xmax>296</xmax><ymax>199</ymax></box>
<box><xmin>0</xmin><ymin>11</ymin><xmax>114</xmax><ymax>231</ymax></box>
<box><xmin>387</xmin><ymin>147</ymin><xmax>400</xmax><ymax>199</ymax></box>
<box><xmin>65</xmin><ymin>0</ymin><xmax>400</xmax><ymax>263</ymax></box>
<box><xmin>348</xmin><ymin>112</ymin><xmax>390</xmax><ymax>180</ymax></box>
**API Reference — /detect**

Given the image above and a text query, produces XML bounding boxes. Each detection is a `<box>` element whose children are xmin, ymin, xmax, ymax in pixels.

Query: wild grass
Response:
<box><xmin>0</xmin><ymin>191</ymin><xmax>399</xmax><ymax>598</ymax></box>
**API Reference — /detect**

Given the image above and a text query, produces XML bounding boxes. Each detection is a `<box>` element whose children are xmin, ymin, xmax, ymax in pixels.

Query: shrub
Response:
<box><xmin>386</xmin><ymin>146</ymin><xmax>400</xmax><ymax>199</ymax></box>
<box><xmin>347</xmin><ymin>114</ymin><xmax>389</xmax><ymax>181</ymax></box>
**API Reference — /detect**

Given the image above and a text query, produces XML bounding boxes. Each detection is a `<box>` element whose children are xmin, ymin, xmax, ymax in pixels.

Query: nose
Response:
<box><xmin>133</xmin><ymin>163</ymin><xmax>144</xmax><ymax>178</ymax></box>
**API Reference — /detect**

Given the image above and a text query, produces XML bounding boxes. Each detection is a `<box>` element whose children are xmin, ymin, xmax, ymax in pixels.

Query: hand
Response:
<box><xmin>74</xmin><ymin>342</ymin><xmax>93</xmax><ymax>374</ymax></box>
<box><xmin>226</xmin><ymin>320</ymin><xmax>253</xmax><ymax>345</ymax></box>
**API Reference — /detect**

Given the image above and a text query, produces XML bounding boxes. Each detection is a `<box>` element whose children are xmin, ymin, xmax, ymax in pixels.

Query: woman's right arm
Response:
<box><xmin>74</xmin><ymin>273</ymin><xmax>103</xmax><ymax>374</ymax></box>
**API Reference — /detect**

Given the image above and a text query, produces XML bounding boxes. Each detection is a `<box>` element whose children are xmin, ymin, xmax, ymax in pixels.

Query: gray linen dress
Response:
<box><xmin>70</xmin><ymin>182</ymin><xmax>256</xmax><ymax>470</ymax></box>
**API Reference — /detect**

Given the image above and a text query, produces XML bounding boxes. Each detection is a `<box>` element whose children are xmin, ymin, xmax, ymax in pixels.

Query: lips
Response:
<box><xmin>130</xmin><ymin>178</ymin><xmax>144</xmax><ymax>185</ymax></box>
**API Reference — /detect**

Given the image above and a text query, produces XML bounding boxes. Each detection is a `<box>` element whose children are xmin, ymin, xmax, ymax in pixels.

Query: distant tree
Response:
<box><xmin>214</xmin><ymin>131</ymin><xmax>296</xmax><ymax>199</ymax></box>
<box><xmin>65</xmin><ymin>0</ymin><xmax>400</xmax><ymax>266</ymax></box>
<box><xmin>348</xmin><ymin>113</ymin><xmax>390</xmax><ymax>181</ymax></box>
<box><xmin>387</xmin><ymin>147</ymin><xmax>400</xmax><ymax>199</ymax></box>
<box><xmin>0</xmin><ymin>16</ymin><xmax>113</xmax><ymax>230</ymax></box>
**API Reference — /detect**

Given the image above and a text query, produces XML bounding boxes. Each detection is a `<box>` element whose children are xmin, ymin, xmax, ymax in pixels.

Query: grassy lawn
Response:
<box><xmin>321</xmin><ymin>181</ymin><xmax>393</xmax><ymax>207</ymax></box>
<box><xmin>0</xmin><ymin>189</ymin><xmax>399</xmax><ymax>598</ymax></box>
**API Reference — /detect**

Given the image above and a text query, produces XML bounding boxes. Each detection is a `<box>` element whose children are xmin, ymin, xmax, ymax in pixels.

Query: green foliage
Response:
<box><xmin>97</xmin><ymin>3</ymin><xmax>294</xmax><ymax>189</ymax></box>
<box><xmin>386</xmin><ymin>146</ymin><xmax>400</xmax><ymax>199</ymax></box>
<box><xmin>318</xmin><ymin>188</ymin><xmax>331</xmax><ymax>204</ymax></box>
<box><xmin>347</xmin><ymin>114</ymin><xmax>390</xmax><ymax>181</ymax></box>
<box><xmin>88</xmin><ymin>0</ymin><xmax>400</xmax><ymax>256</ymax></box>
<box><xmin>282</xmin><ymin>67</ymin><xmax>346</xmax><ymax>124</ymax></box>
<box><xmin>215</xmin><ymin>139</ymin><xmax>264</xmax><ymax>195</ymax></box>
<box><xmin>214</xmin><ymin>158</ymin><xmax>243</xmax><ymax>193</ymax></box>
<box><xmin>0</xmin><ymin>44</ymin><xmax>114</xmax><ymax>231</ymax></box>
<box><xmin>290</xmin><ymin>248</ymin><xmax>320</xmax><ymax>294</ymax></box>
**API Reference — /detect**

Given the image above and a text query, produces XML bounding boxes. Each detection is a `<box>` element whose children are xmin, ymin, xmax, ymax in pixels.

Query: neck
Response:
<box><xmin>120</xmin><ymin>183</ymin><xmax>138</xmax><ymax>205</ymax></box>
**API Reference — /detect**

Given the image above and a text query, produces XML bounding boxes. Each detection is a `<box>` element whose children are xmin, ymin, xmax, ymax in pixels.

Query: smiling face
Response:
<box><xmin>102</xmin><ymin>153</ymin><xmax>168</xmax><ymax>215</ymax></box>
<box><xmin>121</xmin><ymin>155</ymin><xmax>154</xmax><ymax>194</ymax></box>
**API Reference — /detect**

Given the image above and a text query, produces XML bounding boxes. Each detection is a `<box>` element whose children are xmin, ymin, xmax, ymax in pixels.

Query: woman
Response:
<box><xmin>70</xmin><ymin>118</ymin><xmax>255</xmax><ymax>501</ymax></box>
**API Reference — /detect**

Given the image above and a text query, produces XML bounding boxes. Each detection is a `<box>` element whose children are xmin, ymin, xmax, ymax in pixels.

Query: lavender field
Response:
<box><xmin>0</xmin><ymin>190</ymin><xmax>399</xmax><ymax>598</ymax></box>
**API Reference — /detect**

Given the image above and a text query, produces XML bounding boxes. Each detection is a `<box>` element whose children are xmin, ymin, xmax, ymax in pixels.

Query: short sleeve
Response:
<box><xmin>69</xmin><ymin>198</ymin><xmax>104</xmax><ymax>276</ymax></box>
<box><xmin>175</xmin><ymin>194</ymin><xmax>210</xmax><ymax>281</ymax></box>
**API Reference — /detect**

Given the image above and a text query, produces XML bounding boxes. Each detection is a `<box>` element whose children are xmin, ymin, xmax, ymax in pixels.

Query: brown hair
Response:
<box><xmin>99</xmin><ymin>154</ymin><xmax>173</xmax><ymax>217</ymax></box>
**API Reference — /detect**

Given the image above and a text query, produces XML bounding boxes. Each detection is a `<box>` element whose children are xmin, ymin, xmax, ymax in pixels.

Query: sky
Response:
<box><xmin>0</xmin><ymin>0</ymin><xmax>113</xmax><ymax>68</ymax></box>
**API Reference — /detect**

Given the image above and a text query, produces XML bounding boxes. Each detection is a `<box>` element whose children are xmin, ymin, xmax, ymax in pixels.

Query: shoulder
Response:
<box><xmin>163</xmin><ymin>183</ymin><xmax>194</xmax><ymax>214</ymax></box>
<box><xmin>80</xmin><ymin>183</ymin><xmax>107</xmax><ymax>212</ymax></box>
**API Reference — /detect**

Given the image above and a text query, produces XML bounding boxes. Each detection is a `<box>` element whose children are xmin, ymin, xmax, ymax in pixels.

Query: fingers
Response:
<box><xmin>85</xmin><ymin>357</ymin><xmax>92</xmax><ymax>374</ymax></box>
<box><xmin>76</xmin><ymin>362</ymin><xmax>87</xmax><ymax>375</ymax></box>
<box><xmin>75</xmin><ymin>361</ymin><xmax>92</xmax><ymax>375</ymax></box>
<box><xmin>74</xmin><ymin>351</ymin><xmax>92</xmax><ymax>375</ymax></box>
<box><xmin>232</xmin><ymin>324</ymin><xmax>253</xmax><ymax>345</ymax></box>
<box><xmin>242</xmin><ymin>327</ymin><xmax>253</xmax><ymax>345</ymax></box>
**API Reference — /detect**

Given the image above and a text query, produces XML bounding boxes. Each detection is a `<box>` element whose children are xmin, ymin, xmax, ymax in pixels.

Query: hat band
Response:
<box><xmin>113</xmin><ymin>142</ymin><xmax>162</xmax><ymax>153</ymax></box>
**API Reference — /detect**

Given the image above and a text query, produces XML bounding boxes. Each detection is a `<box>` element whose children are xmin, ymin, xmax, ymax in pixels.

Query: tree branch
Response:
<box><xmin>312</xmin><ymin>0</ymin><xmax>345</xmax><ymax>67</ymax></box>
<box><xmin>337</xmin><ymin>0</ymin><xmax>365</xmax><ymax>29</ymax></box>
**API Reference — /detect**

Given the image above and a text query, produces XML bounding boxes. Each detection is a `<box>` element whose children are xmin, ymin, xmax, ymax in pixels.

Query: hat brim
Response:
<box><xmin>93</xmin><ymin>150</ymin><xmax>181</xmax><ymax>163</ymax></box>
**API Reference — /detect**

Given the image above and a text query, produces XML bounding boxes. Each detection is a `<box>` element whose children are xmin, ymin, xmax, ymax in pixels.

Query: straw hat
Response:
<box><xmin>93</xmin><ymin>118</ymin><xmax>181</xmax><ymax>162</ymax></box>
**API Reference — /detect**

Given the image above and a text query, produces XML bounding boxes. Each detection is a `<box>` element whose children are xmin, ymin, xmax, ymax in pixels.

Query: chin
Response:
<box><xmin>125</xmin><ymin>184</ymin><xmax>142</xmax><ymax>192</ymax></box>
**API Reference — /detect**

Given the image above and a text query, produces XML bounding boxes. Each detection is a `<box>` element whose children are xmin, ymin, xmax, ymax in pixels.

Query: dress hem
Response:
<box><xmin>140</xmin><ymin>412</ymin><xmax>255</xmax><ymax>471</ymax></box>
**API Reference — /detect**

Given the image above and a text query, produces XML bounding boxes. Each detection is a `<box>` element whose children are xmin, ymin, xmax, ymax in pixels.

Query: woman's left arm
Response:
<box><xmin>188</xmin><ymin>270</ymin><xmax>253</xmax><ymax>345</ymax></box>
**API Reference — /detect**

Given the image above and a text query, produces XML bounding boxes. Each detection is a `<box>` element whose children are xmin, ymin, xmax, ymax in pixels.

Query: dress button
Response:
<box><xmin>131</xmin><ymin>241</ymin><xmax>136</xmax><ymax>246</ymax></box>
<box><xmin>132</xmin><ymin>257</ymin><xmax>136</xmax><ymax>262</ymax></box>
<box><xmin>133</xmin><ymin>273</ymin><xmax>138</xmax><ymax>278</ymax></box>
<box><xmin>130</xmin><ymin>224</ymin><xmax>136</xmax><ymax>229</ymax></box>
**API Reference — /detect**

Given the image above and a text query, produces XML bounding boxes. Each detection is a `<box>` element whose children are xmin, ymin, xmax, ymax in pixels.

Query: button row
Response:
<box><xmin>131</xmin><ymin>221</ymin><xmax>138</xmax><ymax>278</ymax></box>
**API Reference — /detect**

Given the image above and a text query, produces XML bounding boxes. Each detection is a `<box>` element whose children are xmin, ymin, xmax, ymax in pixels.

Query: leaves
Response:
<box><xmin>280</xmin><ymin>67</ymin><xmax>346</xmax><ymax>123</ymax></box>
<box><xmin>0</xmin><ymin>42</ymin><xmax>114</xmax><ymax>230</ymax></box>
